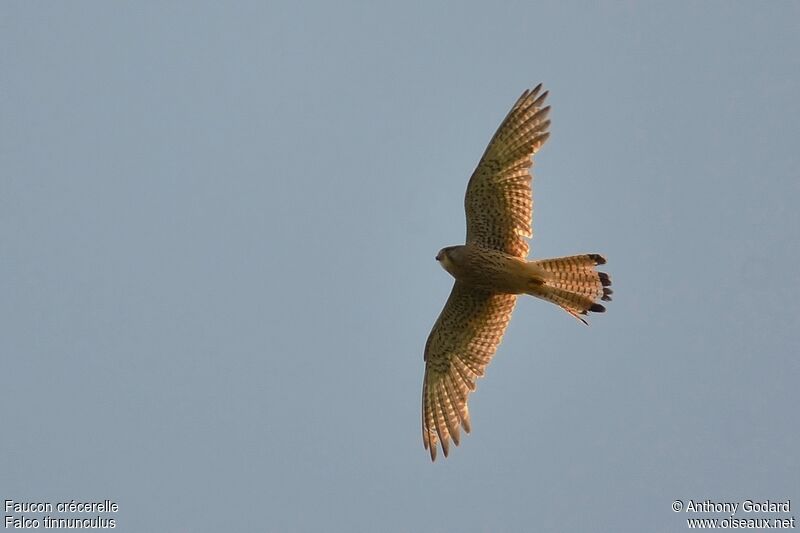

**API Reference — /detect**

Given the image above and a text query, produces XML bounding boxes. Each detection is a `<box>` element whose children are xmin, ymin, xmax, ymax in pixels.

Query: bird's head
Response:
<box><xmin>435</xmin><ymin>246</ymin><xmax>460</xmax><ymax>276</ymax></box>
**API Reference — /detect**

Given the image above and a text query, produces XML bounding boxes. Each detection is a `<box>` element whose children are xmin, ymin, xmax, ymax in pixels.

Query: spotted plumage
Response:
<box><xmin>422</xmin><ymin>85</ymin><xmax>612</xmax><ymax>461</ymax></box>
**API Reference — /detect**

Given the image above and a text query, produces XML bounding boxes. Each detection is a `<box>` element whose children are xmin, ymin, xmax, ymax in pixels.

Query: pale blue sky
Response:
<box><xmin>2</xmin><ymin>2</ymin><xmax>799</xmax><ymax>532</ymax></box>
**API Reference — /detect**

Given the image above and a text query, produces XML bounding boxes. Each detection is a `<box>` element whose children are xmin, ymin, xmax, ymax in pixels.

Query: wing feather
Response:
<box><xmin>441</xmin><ymin>376</ymin><xmax>462</xmax><ymax>445</ymax></box>
<box><xmin>432</xmin><ymin>384</ymin><xmax>450</xmax><ymax>457</ymax></box>
<box><xmin>422</xmin><ymin>282</ymin><xmax>516</xmax><ymax>460</ymax></box>
<box><xmin>464</xmin><ymin>86</ymin><xmax>551</xmax><ymax>258</ymax></box>
<box><xmin>422</xmin><ymin>377</ymin><xmax>436</xmax><ymax>458</ymax></box>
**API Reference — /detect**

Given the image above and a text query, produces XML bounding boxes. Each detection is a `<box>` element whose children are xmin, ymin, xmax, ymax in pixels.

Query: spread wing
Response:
<box><xmin>422</xmin><ymin>282</ymin><xmax>516</xmax><ymax>461</ymax></box>
<box><xmin>464</xmin><ymin>85</ymin><xmax>551</xmax><ymax>258</ymax></box>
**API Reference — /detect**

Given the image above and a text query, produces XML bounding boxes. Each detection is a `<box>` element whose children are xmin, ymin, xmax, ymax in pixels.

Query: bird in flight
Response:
<box><xmin>422</xmin><ymin>84</ymin><xmax>612</xmax><ymax>461</ymax></box>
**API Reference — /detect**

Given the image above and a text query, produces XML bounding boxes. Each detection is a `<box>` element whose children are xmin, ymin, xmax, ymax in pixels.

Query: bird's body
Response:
<box><xmin>436</xmin><ymin>244</ymin><xmax>543</xmax><ymax>295</ymax></box>
<box><xmin>422</xmin><ymin>84</ymin><xmax>613</xmax><ymax>461</ymax></box>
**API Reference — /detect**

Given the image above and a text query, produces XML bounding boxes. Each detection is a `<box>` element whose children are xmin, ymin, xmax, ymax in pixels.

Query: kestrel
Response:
<box><xmin>422</xmin><ymin>84</ymin><xmax>612</xmax><ymax>461</ymax></box>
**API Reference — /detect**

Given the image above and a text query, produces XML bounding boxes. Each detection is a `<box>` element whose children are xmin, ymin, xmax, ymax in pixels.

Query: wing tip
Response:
<box><xmin>532</xmin><ymin>89</ymin><xmax>549</xmax><ymax>108</ymax></box>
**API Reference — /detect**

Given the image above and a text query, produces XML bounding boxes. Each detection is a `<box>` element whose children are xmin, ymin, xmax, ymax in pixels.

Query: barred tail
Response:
<box><xmin>526</xmin><ymin>254</ymin><xmax>612</xmax><ymax>324</ymax></box>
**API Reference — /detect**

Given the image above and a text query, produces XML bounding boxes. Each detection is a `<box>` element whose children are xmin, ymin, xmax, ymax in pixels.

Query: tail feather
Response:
<box><xmin>527</xmin><ymin>254</ymin><xmax>612</xmax><ymax>324</ymax></box>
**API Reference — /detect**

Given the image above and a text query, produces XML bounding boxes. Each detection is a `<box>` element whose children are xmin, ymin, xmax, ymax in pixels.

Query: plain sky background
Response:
<box><xmin>3</xmin><ymin>2</ymin><xmax>799</xmax><ymax>532</ymax></box>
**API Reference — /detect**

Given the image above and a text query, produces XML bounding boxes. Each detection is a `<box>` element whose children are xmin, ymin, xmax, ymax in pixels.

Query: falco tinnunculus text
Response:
<box><xmin>422</xmin><ymin>84</ymin><xmax>612</xmax><ymax>461</ymax></box>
